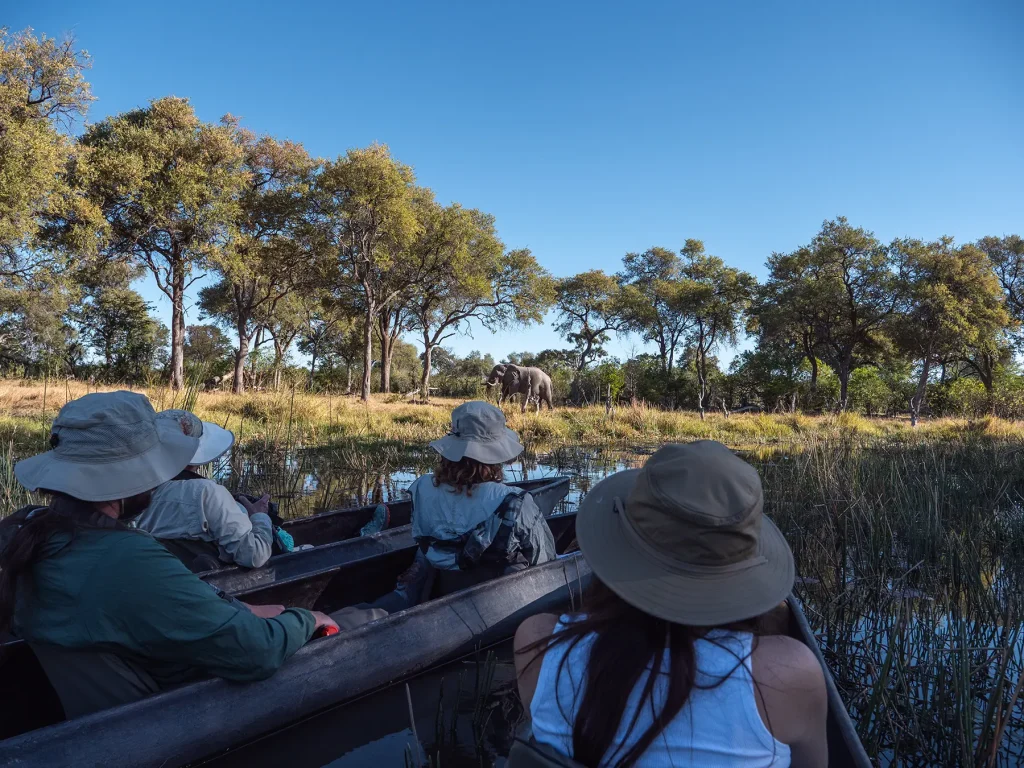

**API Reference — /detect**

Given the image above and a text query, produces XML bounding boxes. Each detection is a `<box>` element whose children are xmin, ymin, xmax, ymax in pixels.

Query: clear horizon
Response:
<box><xmin>10</xmin><ymin>0</ymin><xmax>1023</xmax><ymax>367</ymax></box>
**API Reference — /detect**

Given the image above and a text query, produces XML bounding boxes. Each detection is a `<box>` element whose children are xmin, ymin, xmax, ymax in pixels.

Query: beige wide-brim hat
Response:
<box><xmin>577</xmin><ymin>441</ymin><xmax>795</xmax><ymax>626</ymax></box>
<box><xmin>429</xmin><ymin>401</ymin><xmax>524</xmax><ymax>465</ymax></box>
<box><xmin>156</xmin><ymin>410</ymin><xmax>235</xmax><ymax>465</ymax></box>
<box><xmin>15</xmin><ymin>391</ymin><xmax>199</xmax><ymax>502</ymax></box>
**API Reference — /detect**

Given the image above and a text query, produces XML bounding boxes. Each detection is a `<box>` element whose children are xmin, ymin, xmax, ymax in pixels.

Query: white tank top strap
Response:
<box><xmin>529</xmin><ymin>616</ymin><xmax>791</xmax><ymax>767</ymax></box>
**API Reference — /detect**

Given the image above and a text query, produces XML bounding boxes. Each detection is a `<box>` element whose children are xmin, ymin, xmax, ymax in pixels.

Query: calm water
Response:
<box><xmin>199</xmin><ymin>441</ymin><xmax>1024</xmax><ymax>767</ymax></box>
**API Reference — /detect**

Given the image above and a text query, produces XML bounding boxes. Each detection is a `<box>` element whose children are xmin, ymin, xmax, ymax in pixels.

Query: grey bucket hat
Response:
<box><xmin>14</xmin><ymin>391</ymin><xmax>199</xmax><ymax>502</ymax></box>
<box><xmin>577</xmin><ymin>440</ymin><xmax>795</xmax><ymax>626</ymax></box>
<box><xmin>156</xmin><ymin>410</ymin><xmax>235</xmax><ymax>465</ymax></box>
<box><xmin>429</xmin><ymin>401</ymin><xmax>524</xmax><ymax>465</ymax></box>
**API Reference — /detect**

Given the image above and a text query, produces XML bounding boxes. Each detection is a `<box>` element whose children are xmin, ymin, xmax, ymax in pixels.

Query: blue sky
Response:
<box><xmin>11</xmin><ymin>0</ymin><xmax>1024</xmax><ymax>366</ymax></box>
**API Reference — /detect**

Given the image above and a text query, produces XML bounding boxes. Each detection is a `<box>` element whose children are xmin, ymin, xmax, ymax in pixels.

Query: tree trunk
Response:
<box><xmin>232</xmin><ymin>316</ymin><xmax>249</xmax><ymax>395</ymax></box>
<box><xmin>345</xmin><ymin>366</ymin><xmax>353</xmax><ymax>395</ymax></box>
<box><xmin>361</xmin><ymin>308</ymin><xmax>373</xmax><ymax>401</ymax></box>
<box><xmin>421</xmin><ymin>342</ymin><xmax>433</xmax><ymax>404</ymax></box>
<box><xmin>307</xmin><ymin>343</ymin><xmax>319</xmax><ymax>390</ymax></box>
<box><xmin>696</xmin><ymin>350</ymin><xmax>707</xmax><ymax>421</ymax></box>
<box><xmin>272</xmin><ymin>338</ymin><xmax>284</xmax><ymax>391</ymax></box>
<box><xmin>232</xmin><ymin>339</ymin><xmax>248</xmax><ymax>395</ymax></box>
<box><xmin>837</xmin><ymin>353</ymin><xmax>853</xmax><ymax>411</ymax></box>
<box><xmin>170</xmin><ymin>262</ymin><xmax>186</xmax><ymax>391</ymax></box>
<box><xmin>909</xmin><ymin>356</ymin><xmax>932</xmax><ymax>428</ymax></box>
<box><xmin>377</xmin><ymin>314</ymin><xmax>393</xmax><ymax>394</ymax></box>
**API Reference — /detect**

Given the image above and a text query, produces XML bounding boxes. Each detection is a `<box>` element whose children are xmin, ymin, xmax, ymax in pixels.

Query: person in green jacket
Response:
<box><xmin>0</xmin><ymin>391</ymin><xmax>338</xmax><ymax>720</ymax></box>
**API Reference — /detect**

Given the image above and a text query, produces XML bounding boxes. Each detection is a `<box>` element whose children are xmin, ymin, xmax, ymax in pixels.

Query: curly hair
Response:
<box><xmin>433</xmin><ymin>456</ymin><xmax>504</xmax><ymax>496</ymax></box>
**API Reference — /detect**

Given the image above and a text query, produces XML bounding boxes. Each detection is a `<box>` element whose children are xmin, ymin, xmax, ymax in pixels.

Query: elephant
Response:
<box><xmin>484</xmin><ymin>364</ymin><xmax>555</xmax><ymax>413</ymax></box>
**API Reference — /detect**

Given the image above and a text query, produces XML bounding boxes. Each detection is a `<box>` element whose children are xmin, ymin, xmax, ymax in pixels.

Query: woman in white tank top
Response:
<box><xmin>514</xmin><ymin>442</ymin><xmax>828</xmax><ymax>768</ymax></box>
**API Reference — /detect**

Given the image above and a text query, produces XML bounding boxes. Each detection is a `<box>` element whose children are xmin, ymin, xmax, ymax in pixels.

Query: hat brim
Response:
<box><xmin>191</xmin><ymin>421</ymin><xmax>235</xmax><ymax>465</ymax></box>
<box><xmin>577</xmin><ymin>469</ymin><xmax>795</xmax><ymax>626</ymax></box>
<box><xmin>429</xmin><ymin>428</ymin><xmax>524</xmax><ymax>464</ymax></box>
<box><xmin>14</xmin><ymin>421</ymin><xmax>200</xmax><ymax>503</ymax></box>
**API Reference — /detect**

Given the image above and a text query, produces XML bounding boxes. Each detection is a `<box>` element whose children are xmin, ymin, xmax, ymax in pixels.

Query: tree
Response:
<box><xmin>0</xmin><ymin>275</ymin><xmax>78</xmax><ymax>377</ymax></box>
<box><xmin>679</xmin><ymin>240</ymin><xmax>755</xmax><ymax>418</ymax></box>
<box><xmin>406</xmin><ymin>198</ymin><xmax>553</xmax><ymax>401</ymax></box>
<box><xmin>978</xmin><ymin>235</ymin><xmax>1024</xmax><ymax>329</ymax></box>
<box><xmin>260</xmin><ymin>291</ymin><xmax>306</xmax><ymax>391</ymax></box>
<box><xmin>311</xmin><ymin>145</ymin><xmax>418</xmax><ymax>401</ymax></box>
<box><xmin>803</xmin><ymin>218</ymin><xmax>902</xmax><ymax>409</ymax></box>
<box><xmin>553</xmin><ymin>270</ymin><xmax>625</xmax><ymax>400</ymax></box>
<box><xmin>80</xmin><ymin>97</ymin><xmax>246</xmax><ymax>390</ymax></box>
<box><xmin>183</xmin><ymin>324</ymin><xmax>233</xmax><ymax>378</ymax></box>
<box><xmin>891</xmin><ymin>238</ymin><xmax>1009</xmax><ymax>426</ymax></box>
<box><xmin>0</xmin><ymin>28</ymin><xmax>96</xmax><ymax>277</ymax></box>
<box><xmin>80</xmin><ymin>287</ymin><xmax>166</xmax><ymax>381</ymax></box>
<box><xmin>618</xmin><ymin>247</ymin><xmax>691</xmax><ymax>374</ymax></box>
<box><xmin>202</xmin><ymin>131</ymin><xmax>314</xmax><ymax>393</ymax></box>
<box><xmin>753</xmin><ymin>246</ymin><xmax>825</xmax><ymax>390</ymax></box>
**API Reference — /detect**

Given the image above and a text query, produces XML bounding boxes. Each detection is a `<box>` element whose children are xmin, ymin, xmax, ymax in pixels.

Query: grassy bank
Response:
<box><xmin>1</xmin><ymin>380</ymin><xmax>1022</xmax><ymax>460</ymax></box>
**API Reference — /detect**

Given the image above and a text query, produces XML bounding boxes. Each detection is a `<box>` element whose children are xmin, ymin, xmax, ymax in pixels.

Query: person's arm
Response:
<box><xmin>513</xmin><ymin>613</ymin><xmax>559</xmax><ymax>708</ymax></box>
<box><xmin>95</xmin><ymin>536</ymin><xmax>330</xmax><ymax>682</ymax></box>
<box><xmin>204</xmin><ymin>485</ymin><xmax>274</xmax><ymax>568</ymax></box>
<box><xmin>514</xmin><ymin>493</ymin><xmax>557</xmax><ymax>565</ymax></box>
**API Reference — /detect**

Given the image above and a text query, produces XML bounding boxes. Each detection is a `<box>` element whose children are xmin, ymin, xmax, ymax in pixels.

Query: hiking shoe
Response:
<box><xmin>360</xmin><ymin>504</ymin><xmax>390</xmax><ymax>536</ymax></box>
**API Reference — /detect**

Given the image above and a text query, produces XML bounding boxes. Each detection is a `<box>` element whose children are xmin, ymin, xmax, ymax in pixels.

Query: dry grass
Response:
<box><xmin>1</xmin><ymin>380</ymin><xmax>1023</xmax><ymax>459</ymax></box>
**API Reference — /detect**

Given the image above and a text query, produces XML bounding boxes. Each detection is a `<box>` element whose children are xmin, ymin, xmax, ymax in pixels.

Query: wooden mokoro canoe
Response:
<box><xmin>0</xmin><ymin>500</ymin><xmax>579</xmax><ymax>747</ymax></box>
<box><xmin>0</xmin><ymin>552</ymin><xmax>591</xmax><ymax>767</ymax></box>
<box><xmin>277</xmin><ymin>476</ymin><xmax>569</xmax><ymax>548</ymax></box>
<box><xmin>202</xmin><ymin>475</ymin><xmax>571</xmax><ymax>594</ymax></box>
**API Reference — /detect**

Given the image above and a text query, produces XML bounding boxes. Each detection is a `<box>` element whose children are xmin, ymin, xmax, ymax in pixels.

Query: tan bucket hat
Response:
<box><xmin>429</xmin><ymin>401</ymin><xmax>524</xmax><ymax>464</ymax></box>
<box><xmin>156</xmin><ymin>410</ymin><xmax>235</xmax><ymax>465</ymax></box>
<box><xmin>14</xmin><ymin>391</ymin><xmax>199</xmax><ymax>502</ymax></box>
<box><xmin>577</xmin><ymin>440</ymin><xmax>794</xmax><ymax>626</ymax></box>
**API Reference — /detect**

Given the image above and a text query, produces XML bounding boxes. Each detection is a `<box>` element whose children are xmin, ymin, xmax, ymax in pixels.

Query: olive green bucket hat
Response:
<box><xmin>577</xmin><ymin>440</ymin><xmax>794</xmax><ymax>626</ymax></box>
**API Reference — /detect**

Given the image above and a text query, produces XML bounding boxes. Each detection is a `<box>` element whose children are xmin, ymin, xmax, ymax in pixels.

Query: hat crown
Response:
<box><xmin>449</xmin><ymin>401</ymin><xmax>506</xmax><ymax>439</ymax></box>
<box><xmin>50</xmin><ymin>391</ymin><xmax>162</xmax><ymax>464</ymax></box>
<box><xmin>156</xmin><ymin>410</ymin><xmax>205</xmax><ymax>439</ymax></box>
<box><xmin>625</xmin><ymin>441</ymin><xmax>764</xmax><ymax>567</ymax></box>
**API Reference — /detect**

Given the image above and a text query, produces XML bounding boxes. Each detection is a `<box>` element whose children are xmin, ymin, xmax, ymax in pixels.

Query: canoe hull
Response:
<box><xmin>0</xmin><ymin>554</ymin><xmax>592</xmax><ymax>768</ymax></box>
<box><xmin>278</xmin><ymin>476</ymin><xmax>567</xmax><ymax>548</ymax></box>
<box><xmin>205</xmin><ymin>476</ymin><xmax>571</xmax><ymax>594</ymax></box>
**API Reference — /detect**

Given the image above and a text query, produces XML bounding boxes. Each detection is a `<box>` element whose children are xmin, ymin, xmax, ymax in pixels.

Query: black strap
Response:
<box><xmin>417</xmin><ymin>490</ymin><xmax>527</xmax><ymax>570</ymax></box>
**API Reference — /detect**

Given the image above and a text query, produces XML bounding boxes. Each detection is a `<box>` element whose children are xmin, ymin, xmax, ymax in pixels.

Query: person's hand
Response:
<box><xmin>243</xmin><ymin>602</ymin><xmax>286</xmax><ymax>619</ymax></box>
<box><xmin>311</xmin><ymin>611</ymin><xmax>340</xmax><ymax>637</ymax></box>
<box><xmin>238</xmin><ymin>493</ymin><xmax>271</xmax><ymax>517</ymax></box>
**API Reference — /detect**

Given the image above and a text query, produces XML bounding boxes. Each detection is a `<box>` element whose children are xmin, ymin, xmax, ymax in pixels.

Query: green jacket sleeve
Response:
<box><xmin>87</xmin><ymin>534</ymin><xmax>316</xmax><ymax>682</ymax></box>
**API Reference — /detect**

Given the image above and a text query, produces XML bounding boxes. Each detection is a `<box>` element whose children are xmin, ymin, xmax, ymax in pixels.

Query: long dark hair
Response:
<box><xmin>0</xmin><ymin>494</ymin><xmax>129</xmax><ymax>634</ymax></box>
<box><xmin>518</xmin><ymin>579</ymin><xmax>764</xmax><ymax>768</ymax></box>
<box><xmin>433</xmin><ymin>456</ymin><xmax>504</xmax><ymax>496</ymax></box>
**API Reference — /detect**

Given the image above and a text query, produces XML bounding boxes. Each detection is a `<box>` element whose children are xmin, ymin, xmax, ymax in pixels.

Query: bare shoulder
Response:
<box><xmin>753</xmin><ymin>634</ymin><xmax>826</xmax><ymax>693</ymax></box>
<box><xmin>753</xmin><ymin>635</ymin><xmax>829</xmax><ymax>762</ymax></box>
<box><xmin>513</xmin><ymin>613</ymin><xmax>560</xmax><ymax>709</ymax></box>
<box><xmin>515</xmin><ymin>612</ymin><xmax>559</xmax><ymax>654</ymax></box>
<box><xmin>752</xmin><ymin>634</ymin><xmax>828</xmax><ymax>746</ymax></box>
